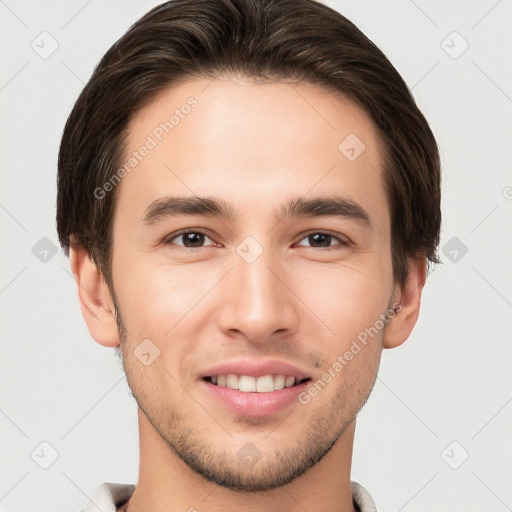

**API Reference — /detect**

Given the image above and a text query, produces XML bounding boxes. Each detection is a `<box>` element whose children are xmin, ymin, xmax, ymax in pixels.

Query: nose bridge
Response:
<box><xmin>234</xmin><ymin>236</ymin><xmax>283</xmax><ymax>313</ymax></box>
<box><xmin>218</xmin><ymin>234</ymin><xmax>296</xmax><ymax>340</ymax></box>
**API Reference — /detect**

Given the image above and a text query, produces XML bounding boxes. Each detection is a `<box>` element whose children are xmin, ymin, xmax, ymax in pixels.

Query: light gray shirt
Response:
<box><xmin>80</xmin><ymin>481</ymin><xmax>378</xmax><ymax>511</ymax></box>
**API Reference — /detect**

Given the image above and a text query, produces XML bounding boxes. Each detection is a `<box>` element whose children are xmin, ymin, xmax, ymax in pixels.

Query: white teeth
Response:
<box><xmin>256</xmin><ymin>375</ymin><xmax>275</xmax><ymax>393</ymax></box>
<box><xmin>238</xmin><ymin>375</ymin><xmax>256</xmax><ymax>392</ymax></box>
<box><xmin>285</xmin><ymin>376</ymin><xmax>295</xmax><ymax>388</ymax></box>
<box><xmin>226</xmin><ymin>373</ymin><xmax>239</xmax><ymax>390</ymax></box>
<box><xmin>209</xmin><ymin>374</ymin><xmax>305</xmax><ymax>393</ymax></box>
<box><xmin>274</xmin><ymin>375</ymin><xmax>285</xmax><ymax>390</ymax></box>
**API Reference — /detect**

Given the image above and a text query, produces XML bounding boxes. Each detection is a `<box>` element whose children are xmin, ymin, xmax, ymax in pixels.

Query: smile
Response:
<box><xmin>204</xmin><ymin>374</ymin><xmax>310</xmax><ymax>393</ymax></box>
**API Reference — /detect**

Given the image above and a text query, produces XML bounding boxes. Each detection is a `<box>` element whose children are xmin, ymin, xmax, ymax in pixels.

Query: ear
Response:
<box><xmin>382</xmin><ymin>257</ymin><xmax>427</xmax><ymax>349</ymax></box>
<box><xmin>69</xmin><ymin>238</ymin><xmax>120</xmax><ymax>348</ymax></box>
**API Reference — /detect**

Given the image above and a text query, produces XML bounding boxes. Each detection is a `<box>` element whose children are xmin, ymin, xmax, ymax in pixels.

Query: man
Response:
<box><xmin>56</xmin><ymin>0</ymin><xmax>441</xmax><ymax>510</ymax></box>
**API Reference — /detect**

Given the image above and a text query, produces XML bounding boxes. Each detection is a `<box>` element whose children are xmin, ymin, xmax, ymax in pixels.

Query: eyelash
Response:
<box><xmin>163</xmin><ymin>229</ymin><xmax>350</xmax><ymax>251</ymax></box>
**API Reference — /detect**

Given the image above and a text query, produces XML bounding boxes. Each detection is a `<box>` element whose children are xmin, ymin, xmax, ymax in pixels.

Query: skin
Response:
<box><xmin>70</xmin><ymin>75</ymin><xmax>425</xmax><ymax>512</ymax></box>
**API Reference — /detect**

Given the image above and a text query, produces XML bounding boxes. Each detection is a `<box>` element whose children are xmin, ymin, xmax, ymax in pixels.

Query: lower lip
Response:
<box><xmin>200</xmin><ymin>379</ymin><xmax>309</xmax><ymax>417</ymax></box>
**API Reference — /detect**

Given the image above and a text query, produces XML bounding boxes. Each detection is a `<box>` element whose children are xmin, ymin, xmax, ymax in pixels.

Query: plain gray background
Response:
<box><xmin>1</xmin><ymin>1</ymin><xmax>511</xmax><ymax>511</ymax></box>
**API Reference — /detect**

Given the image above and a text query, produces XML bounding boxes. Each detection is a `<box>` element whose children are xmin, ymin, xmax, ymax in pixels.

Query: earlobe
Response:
<box><xmin>69</xmin><ymin>240</ymin><xmax>120</xmax><ymax>348</ymax></box>
<box><xmin>382</xmin><ymin>258</ymin><xmax>427</xmax><ymax>349</ymax></box>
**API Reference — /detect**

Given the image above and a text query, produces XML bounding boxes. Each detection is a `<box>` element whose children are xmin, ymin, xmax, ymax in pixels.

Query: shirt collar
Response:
<box><xmin>82</xmin><ymin>481</ymin><xmax>377</xmax><ymax>512</ymax></box>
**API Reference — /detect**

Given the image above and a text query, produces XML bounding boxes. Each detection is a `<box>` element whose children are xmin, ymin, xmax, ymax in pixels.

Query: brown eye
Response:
<box><xmin>296</xmin><ymin>232</ymin><xmax>349</xmax><ymax>250</ymax></box>
<box><xmin>165</xmin><ymin>230</ymin><xmax>216</xmax><ymax>248</ymax></box>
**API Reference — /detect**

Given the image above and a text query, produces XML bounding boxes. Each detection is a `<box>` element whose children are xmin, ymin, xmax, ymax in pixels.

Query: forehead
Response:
<box><xmin>115</xmin><ymin>75</ymin><xmax>388</xmax><ymax>233</ymax></box>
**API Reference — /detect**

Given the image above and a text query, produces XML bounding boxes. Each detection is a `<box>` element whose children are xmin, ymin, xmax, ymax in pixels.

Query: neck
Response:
<box><xmin>124</xmin><ymin>409</ymin><xmax>357</xmax><ymax>512</ymax></box>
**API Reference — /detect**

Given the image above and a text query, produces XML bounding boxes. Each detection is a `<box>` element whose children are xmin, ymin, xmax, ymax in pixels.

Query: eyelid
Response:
<box><xmin>295</xmin><ymin>230</ymin><xmax>351</xmax><ymax>248</ymax></box>
<box><xmin>164</xmin><ymin>228</ymin><xmax>351</xmax><ymax>249</ymax></box>
<box><xmin>163</xmin><ymin>228</ymin><xmax>218</xmax><ymax>247</ymax></box>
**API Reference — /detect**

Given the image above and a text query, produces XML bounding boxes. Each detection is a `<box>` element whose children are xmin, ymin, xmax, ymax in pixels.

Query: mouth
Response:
<box><xmin>203</xmin><ymin>374</ymin><xmax>311</xmax><ymax>393</ymax></box>
<box><xmin>199</xmin><ymin>359</ymin><xmax>313</xmax><ymax>416</ymax></box>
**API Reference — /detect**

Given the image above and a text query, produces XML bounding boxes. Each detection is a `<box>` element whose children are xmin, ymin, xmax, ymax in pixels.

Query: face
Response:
<box><xmin>110</xmin><ymin>75</ymin><xmax>397</xmax><ymax>491</ymax></box>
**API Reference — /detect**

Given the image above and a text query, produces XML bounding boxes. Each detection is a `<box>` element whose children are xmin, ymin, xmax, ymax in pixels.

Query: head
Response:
<box><xmin>57</xmin><ymin>0</ymin><xmax>441</xmax><ymax>493</ymax></box>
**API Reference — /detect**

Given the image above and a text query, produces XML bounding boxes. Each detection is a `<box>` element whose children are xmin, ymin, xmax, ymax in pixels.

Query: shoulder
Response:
<box><xmin>79</xmin><ymin>482</ymin><xmax>135</xmax><ymax>512</ymax></box>
<box><xmin>351</xmin><ymin>481</ymin><xmax>378</xmax><ymax>512</ymax></box>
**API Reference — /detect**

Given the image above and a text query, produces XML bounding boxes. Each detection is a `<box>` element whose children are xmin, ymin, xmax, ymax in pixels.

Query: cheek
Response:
<box><xmin>117</xmin><ymin>254</ymin><xmax>390</xmax><ymax>316</ymax></box>
<box><xmin>293</xmin><ymin>262</ymin><xmax>392</xmax><ymax>345</ymax></box>
<box><xmin>113</xmin><ymin>255</ymin><xmax>186</xmax><ymax>324</ymax></box>
<box><xmin>113</xmin><ymin>257</ymin><xmax>219</xmax><ymax>367</ymax></box>
<box><xmin>113</xmin><ymin>239</ymin><xmax>393</xmax><ymax>350</ymax></box>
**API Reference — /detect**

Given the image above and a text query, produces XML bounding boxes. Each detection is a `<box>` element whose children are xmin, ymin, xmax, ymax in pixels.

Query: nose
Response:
<box><xmin>217</xmin><ymin>242</ymin><xmax>299</xmax><ymax>345</ymax></box>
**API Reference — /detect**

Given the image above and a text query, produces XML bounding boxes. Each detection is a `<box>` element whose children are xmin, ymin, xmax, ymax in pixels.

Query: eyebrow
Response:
<box><xmin>141</xmin><ymin>194</ymin><xmax>373</xmax><ymax>229</ymax></box>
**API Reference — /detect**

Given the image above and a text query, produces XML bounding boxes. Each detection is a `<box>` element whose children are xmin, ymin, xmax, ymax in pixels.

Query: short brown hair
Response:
<box><xmin>56</xmin><ymin>0</ymin><xmax>441</xmax><ymax>291</ymax></box>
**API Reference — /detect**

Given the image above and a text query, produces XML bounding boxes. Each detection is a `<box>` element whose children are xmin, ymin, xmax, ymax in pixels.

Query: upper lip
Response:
<box><xmin>199</xmin><ymin>358</ymin><xmax>311</xmax><ymax>380</ymax></box>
